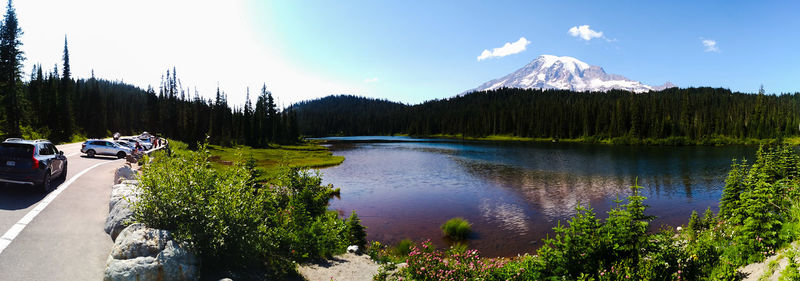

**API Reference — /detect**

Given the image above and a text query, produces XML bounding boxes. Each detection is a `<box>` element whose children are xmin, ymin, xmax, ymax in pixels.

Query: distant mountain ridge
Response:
<box><xmin>468</xmin><ymin>55</ymin><xmax>674</xmax><ymax>93</ymax></box>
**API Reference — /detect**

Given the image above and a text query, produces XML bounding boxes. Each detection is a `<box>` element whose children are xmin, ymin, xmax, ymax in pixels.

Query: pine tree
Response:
<box><xmin>254</xmin><ymin>84</ymin><xmax>269</xmax><ymax>146</ymax></box>
<box><xmin>243</xmin><ymin>87</ymin><xmax>253</xmax><ymax>146</ymax></box>
<box><xmin>0</xmin><ymin>0</ymin><xmax>24</xmax><ymax>137</ymax></box>
<box><xmin>266</xmin><ymin>86</ymin><xmax>277</xmax><ymax>142</ymax></box>
<box><xmin>62</xmin><ymin>35</ymin><xmax>70</xmax><ymax>80</ymax></box>
<box><xmin>56</xmin><ymin>36</ymin><xmax>74</xmax><ymax>141</ymax></box>
<box><xmin>345</xmin><ymin>211</ymin><xmax>367</xmax><ymax>249</ymax></box>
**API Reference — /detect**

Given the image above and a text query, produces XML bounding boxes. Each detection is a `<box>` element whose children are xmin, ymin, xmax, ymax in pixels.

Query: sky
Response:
<box><xmin>11</xmin><ymin>0</ymin><xmax>800</xmax><ymax>106</ymax></box>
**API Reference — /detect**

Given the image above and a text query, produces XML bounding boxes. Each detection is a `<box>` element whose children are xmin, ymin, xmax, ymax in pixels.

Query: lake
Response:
<box><xmin>318</xmin><ymin>136</ymin><xmax>755</xmax><ymax>257</ymax></box>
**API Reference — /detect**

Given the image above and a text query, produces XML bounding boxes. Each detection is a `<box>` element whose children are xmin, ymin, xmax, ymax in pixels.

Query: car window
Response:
<box><xmin>39</xmin><ymin>144</ymin><xmax>54</xmax><ymax>155</ymax></box>
<box><xmin>0</xmin><ymin>143</ymin><xmax>34</xmax><ymax>157</ymax></box>
<box><xmin>49</xmin><ymin>144</ymin><xmax>59</xmax><ymax>154</ymax></box>
<box><xmin>106</xmin><ymin>141</ymin><xmax>115</xmax><ymax>147</ymax></box>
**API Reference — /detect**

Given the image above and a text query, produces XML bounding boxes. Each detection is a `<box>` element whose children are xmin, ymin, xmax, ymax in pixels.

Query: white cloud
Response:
<box><xmin>363</xmin><ymin>77</ymin><xmax>378</xmax><ymax>83</ymax></box>
<box><xmin>477</xmin><ymin>37</ymin><xmax>531</xmax><ymax>61</ymax></box>
<box><xmin>14</xmin><ymin>0</ymin><xmax>362</xmax><ymax>106</ymax></box>
<box><xmin>568</xmin><ymin>25</ymin><xmax>604</xmax><ymax>41</ymax></box>
<box><xmin>702</xmin><ymin>39</ymin><xmax>719</xmax><ymax>52</ymax></box>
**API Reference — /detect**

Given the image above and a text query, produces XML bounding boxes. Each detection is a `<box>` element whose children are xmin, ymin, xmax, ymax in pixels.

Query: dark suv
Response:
<box><xmin>0</xmin><ymin>138</ymin><xmax>68</xmax><ymax>192</ymax></box>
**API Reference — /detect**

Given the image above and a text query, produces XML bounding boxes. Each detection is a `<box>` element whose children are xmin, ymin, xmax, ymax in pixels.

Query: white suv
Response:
<box><xmin>81</xmin><ymin>140</ymin><xmax>132</xmax><ymax>158</ymax></box>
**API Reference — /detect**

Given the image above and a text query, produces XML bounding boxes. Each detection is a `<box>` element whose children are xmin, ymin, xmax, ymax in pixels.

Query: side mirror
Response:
<box><xmin>58</xmin><ymin>151</ymin><xmax>64</xmax><ymax>156</ymax></box>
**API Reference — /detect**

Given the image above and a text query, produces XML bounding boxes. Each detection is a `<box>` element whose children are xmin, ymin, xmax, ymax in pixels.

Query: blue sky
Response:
<box><xmin>253</xmin><ymin>0</ymin><xmax>800</xmax><ymax>103</ymax></box>
<box><xmin>14</xmin><ymin>0</ymin><xmax>800</xmax><ymax>105</ymax></box>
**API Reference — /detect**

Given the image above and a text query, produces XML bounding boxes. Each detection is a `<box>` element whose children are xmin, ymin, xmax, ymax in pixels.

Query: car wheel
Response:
<box><xmin>117</xmin><ymin>151</ymin><xmax>126</xmax><ymax>159</ymax></box>
<box><xmin>87</xmin><ymin>149</ymin><xmax>96</xmax><ymax>158</ymax></box>
<box><xmin>40</xmin><ymin>172</ymin><xmax>52</xmax><ymax>193</ymax></box>
<box><xmin>58</xmin><ymin>163</ymin><xmax>68</xmax><ymax>181</ymax></box>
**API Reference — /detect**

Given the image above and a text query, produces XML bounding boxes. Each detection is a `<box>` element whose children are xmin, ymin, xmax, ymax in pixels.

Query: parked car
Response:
<box><xmin>81</xmin><ymin>139</ymin><xmax>132</xmax><ymax>158</ymax></box>
<box><xmin>113</xmin><ymin>140</ymin><xmax>135</xmax><ymax>150</ymax></box>
<box><xmin>0</xmin><ymin>138</ymin><xmax>68</xmax><ymax>192</ymax></box>
<box><xmin>137</xmin><ymin>138</ymin><xmax>153</xmax><ymax>150</ymax></box>
<box><xmin>120</xmin><ymin>138</ymin><xmax>150</xmax><ymax>150</ymax></box>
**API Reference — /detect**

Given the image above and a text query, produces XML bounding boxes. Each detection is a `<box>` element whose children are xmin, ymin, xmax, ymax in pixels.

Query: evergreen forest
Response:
<box><xmin>293</xmin><ymin>88</ymin><xmax>800</xmax><ymax>145</ymax></box>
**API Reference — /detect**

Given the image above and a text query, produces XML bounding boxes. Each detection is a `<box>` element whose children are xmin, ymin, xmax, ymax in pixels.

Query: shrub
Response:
<box><xmin>392</xmin><ymin>238</ymin><xmax>415</xmax><ymax>257</ymax></box>
<box><xmin>366</xmin><ymin>241</ymin><xmax>390</xmax><ymax>264</ymax></box>
<box><xmin>441</xmin><ymin>217</ymin><xmax>472</xmax><ymax>241</ymax></box>
<box><xmin>780</xmin><ymin>250</ymin><xmax>800</xmax><ymax>281</ymax></box>
<box><xmin>131</xmin><ymin>143</ymin><xmax>359</xmax><ymax>278</ymax></box>
<box><xmin>400</xmin><ymin>240</ymin><xmax>506</xmax><ymax>281</ymax></box>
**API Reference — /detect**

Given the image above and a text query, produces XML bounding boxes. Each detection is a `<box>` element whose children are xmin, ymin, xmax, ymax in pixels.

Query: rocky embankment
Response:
<box><xmin>102</xmin><ymin>164</ymin><xmax>199</xmax><ymax>281</ymax></box>
<box><xmin>101</xmin><ymin>148</ymin><xmax>380</xmax><ymax>281</ymax></box>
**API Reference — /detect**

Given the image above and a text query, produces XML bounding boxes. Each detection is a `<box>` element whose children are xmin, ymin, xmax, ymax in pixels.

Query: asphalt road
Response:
<box><xmin>0</xmin><ymin>141</ymin><xmax>125</xmax><ymax>280</ymax></box>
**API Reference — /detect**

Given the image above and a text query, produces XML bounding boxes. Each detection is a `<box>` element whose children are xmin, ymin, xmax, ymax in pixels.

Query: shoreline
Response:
<box><xmin>313</xmin><ymin>134</ymin><xmax>800</xmax><ymax>146</ymax></box>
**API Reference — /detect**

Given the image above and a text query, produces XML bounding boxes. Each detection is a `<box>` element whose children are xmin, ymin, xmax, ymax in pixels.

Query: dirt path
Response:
<box><xmin>297</xmin><ymin>253</ymin><xmax>380</xmax><ymax>281</ymax></box>
<box><xmin>740</xmin><ymin>241</ymin><xmax>799</xmax><ymax>281</ymax></box>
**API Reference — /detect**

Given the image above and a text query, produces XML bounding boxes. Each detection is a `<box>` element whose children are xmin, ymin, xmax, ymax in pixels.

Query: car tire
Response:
<box><xmin>87</xmin><ymin>150</ymin><xmax>96</xmax><ymax>158</ymax></box>
<box><xmin>40</xmin><ymin>172</ymin><xmax>52</xmax><ymax>193</ymax></box>
<box><xmin>117</xmin><ymin>151</ymin><xmax>126</xmax><ymax>159</ymax></box>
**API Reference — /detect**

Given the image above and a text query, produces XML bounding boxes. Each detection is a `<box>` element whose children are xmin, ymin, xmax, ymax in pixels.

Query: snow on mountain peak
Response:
<box><xmin>469</xmin><ymin>55</ymin><xmax>669</xmax><ymax>94</ymax></box>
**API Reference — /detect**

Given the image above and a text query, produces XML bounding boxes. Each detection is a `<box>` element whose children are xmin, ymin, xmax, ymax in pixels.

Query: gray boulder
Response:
<box><xmin>114</xmin><ymin>165</ymin><xmax>138</xmax><ymax>184</ymax></box>
<box><xmin>105</xmin><ymin>199</ymin><xmax>134</xmax><ymax>241</ymax></box>
<box><xmin>105</xmin><ymin>183</ymin><xmax>140</xmax><ymax>240</ymax></box>
<box><xmin>109</xmin><ymin>183</ymin><xmax>139</xmax><ymax>212</ymax></box>
<box><xmin>105</xmin><ymin>223</ymin><xmax>199</xmax><ymax>281</ymax></box>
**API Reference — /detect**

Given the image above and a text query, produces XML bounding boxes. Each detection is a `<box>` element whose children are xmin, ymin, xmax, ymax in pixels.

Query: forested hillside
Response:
<box><xmin>293</xmin><ymin>87</ymin><xmax>800</xmax><ymax>144</ymax></box>
<box><xmin>292</xmin><ymin>95</ymin><xmax>408</xmax><ymax>136</ymax></box>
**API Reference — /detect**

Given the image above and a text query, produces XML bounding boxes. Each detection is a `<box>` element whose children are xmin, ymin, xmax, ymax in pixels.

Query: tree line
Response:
<box><xmin>293</xmin><ymin>87</ymin><xmax>800</xmax><ymax>143</ymax></box>
<box><xmin>0</xmin><ymin>0</ymin><xmax>298</xmax><ymax>147</ymax></box>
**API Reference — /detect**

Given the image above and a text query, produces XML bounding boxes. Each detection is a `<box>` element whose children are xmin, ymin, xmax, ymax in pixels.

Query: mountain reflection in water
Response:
<box><xmin>320</xmin><ymin>137</ymin><xmax>755</xmax><ymax>257</ymax></box>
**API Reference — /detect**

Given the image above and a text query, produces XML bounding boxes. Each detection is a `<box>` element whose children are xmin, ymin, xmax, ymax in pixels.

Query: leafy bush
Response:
<box><xmin>131</xmin><ymin>143</ymin><xmax>363</xmax><ymax>278</ymax></box>
<box><xmin>393</xmin><ymin>238</ymin><xmax>415</xmax><ymax>257</ymax></box>
<box><xmin>366</xmin><ymin>241</ymin><xmax>391</xmax><ymax>264</ymax></box>
<box><xmin>441</xmin><ymin>217</ymin><xmax>472</xmax><ymax>241</ymax></box>
<box><xmin>780</xmin><ymin>250</ymin><xmax>800</xmax><ymax>281</ymax></box>
<box><xmin>400</xmin><ymin>240</ymin><xmax>506</xmax><ymax>281</ymax></box>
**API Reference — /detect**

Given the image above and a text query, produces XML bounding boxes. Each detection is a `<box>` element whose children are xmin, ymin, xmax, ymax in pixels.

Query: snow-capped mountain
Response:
<box><xmin>468</xmin><ymin>55</ymin><xmax>674</xmax><ymax>93</ymax></box>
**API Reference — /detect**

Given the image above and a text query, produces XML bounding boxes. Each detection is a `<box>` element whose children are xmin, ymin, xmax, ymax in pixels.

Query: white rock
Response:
<box><xmin>114</xmin><ymin>166</ymin><xmax>138</xmax><ymax>184</ymax></box>
<box><xmin>120</xmin><ymin>180</ymin><xmax>139</xmax><ymax>186</ymax></box>
<box><xmin>676</xmin><ymin>226</ymin><xmax>683</xmax><ymax>232</ymax></box>
<box><xmin>347</xmin><ymin>245</ymin><xmax>359</xmax><ymax>253</ymax></box>
<box><xmin>104</xmin><ymin>223</ymin><xmax>198</xmax><ymax>281</ymax></box>
<box><xmin>105</xmin><ymin>183</ymin><xmax>140</xmax><ymax>241</ymax></box>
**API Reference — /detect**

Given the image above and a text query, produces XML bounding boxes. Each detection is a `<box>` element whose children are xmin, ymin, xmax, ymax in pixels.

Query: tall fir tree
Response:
<box><xmin>56</xmin><ymin>35</ymin><xmax>73</xmax><ymax>141</ymax></box>
<box><xmin>0</xmin><ymin>0</ymin><xmax>24</xmax><ymax>137</ymax></box>
<box><xmin>62</xmin><ymin>35</ymin><xmax>70</xmax><ymax>80</ymax></box>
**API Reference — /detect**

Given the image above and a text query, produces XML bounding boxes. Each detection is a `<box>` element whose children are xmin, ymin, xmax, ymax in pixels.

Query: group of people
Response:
<box><xmin>114</xmin><ymin>131</ymin><xmax>169</xmax><ymax>161</ymax></box>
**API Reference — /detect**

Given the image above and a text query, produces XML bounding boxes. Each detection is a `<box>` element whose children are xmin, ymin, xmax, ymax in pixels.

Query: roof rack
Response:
<box><xmin>4</xmin><ymin>138</ymin><xmax>24</xmax><ymax>142</ymax></box>
<box><xmin>34</xmin><ymin>139</ymin><xmax>50</xmax><ymax>143</ymax></box>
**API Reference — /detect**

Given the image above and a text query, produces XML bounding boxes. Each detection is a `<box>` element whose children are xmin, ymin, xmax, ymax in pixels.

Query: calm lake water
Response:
<box><xmin>318</xmin><ymin>136</ymin><xmax>756</xmax><ymax>257</ymax></box>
